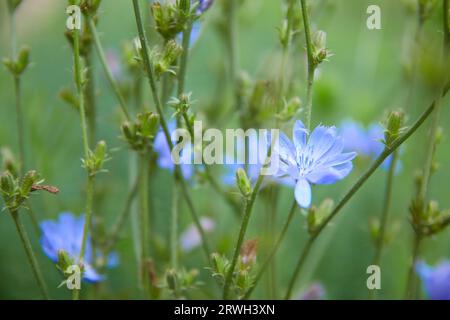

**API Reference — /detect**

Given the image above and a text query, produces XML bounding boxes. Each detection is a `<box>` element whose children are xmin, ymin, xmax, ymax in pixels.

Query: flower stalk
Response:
<box><xmin>132</xmin><ymin>0</ymin><xmax>211</xmax><ymax>261</ymax></box>
<box><xmin>284</xmin><ymin>90</ymin><xmax>449</xmax><ymax>299</ymax></box>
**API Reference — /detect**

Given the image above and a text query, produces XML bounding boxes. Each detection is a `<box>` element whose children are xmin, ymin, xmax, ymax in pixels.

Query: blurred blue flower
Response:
<box><xmin>276</xmin><ymin>120</ymin><xmax>356</xmax><ymax>208</ymax></box>
<box><xmin>180</xmin><ymin>217</ymin><xmax>215</xmax><ymax>252</ymax></box>
<box><xmin>340</xmin><ymin>119</ymin><xmax>402</xmax><ymax>172</ymax></box>
<box><xmin>197</xmin><ymin>0</ymin><xmax>214</xmax><ymax>14</ymax></box>
<box><xmin>416</xmin><ymin>261</ymin><xmax>450</xmax><ymax>300</ymax></box>
<box><xmin>40</xmin><ymin>213</ymin><xmax>118</xmax><ymax>283</ymax></box>
<box><xmin>154</xmin><ymin>120</ymin><xmax>195</xmax><ymax>180</ymax></box>
<box><xmin>297</xmin><ymin>283</ymin><xmax>326</xmax><ymax>300</ymax></box>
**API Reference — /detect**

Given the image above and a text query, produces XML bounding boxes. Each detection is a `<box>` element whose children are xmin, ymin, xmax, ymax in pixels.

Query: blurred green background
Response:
<box><xmin>0</xmin><ymin>0</ymin><xmax>449</xmax><ymax>299</ymax></box>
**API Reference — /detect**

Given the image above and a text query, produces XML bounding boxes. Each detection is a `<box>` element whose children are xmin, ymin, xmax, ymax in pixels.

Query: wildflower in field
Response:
<box><xmin>340</xmin><ymin>120</ymin><xmax>401</xmax><ymax>172</ymax></box>
<box><xmin>416</xmin><ymin>261</ymin><xmax>450</xmax><ymax>300</ymax></box>
<box><xmin>154</xmin><ymin>121</ymin><xmax>194</xmax><ymax>180</ymax></box>
<box><xmin>197</xmin><ymin>0</ymin><xmax>214</xmax><ymax>14</ymax></box>
<box><xmin>180</xmin><ymin>217</ymin><xmax>215</xmax><ymax>252</ymax></box>
<box><xmin>40</xmin><ymin>213</ymin><xmax>118</xmax><ymax>283</ymax></box>
<box><xmin>276</xmin><ymin>120</ymin><xmax>356</xmax><ymax>208</ymax></box>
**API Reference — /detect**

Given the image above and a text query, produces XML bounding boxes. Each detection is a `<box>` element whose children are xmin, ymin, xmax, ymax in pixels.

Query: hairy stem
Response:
<box><xmin>132</xmin><ymin>0</ymin><xmax>211</xmax><ymax>261</ymax></box>
<box><xmin>72</xmin><ymin>29</ymin><xmax>95</xmax><ymax>300</ymax></box>
<box><xmin>11</xmin><ymin>210</ymin><xmax>50</xmax><ymax>300</ymax></box>
<box><xmin>283</xmin><ymin>91</ymin><xmax>448</xmax><ymax>299</ymax></box>
<box><xmin>300</xmin><ymin>0</ymin><xmax>315</xmax><ymax>130</ymax></box>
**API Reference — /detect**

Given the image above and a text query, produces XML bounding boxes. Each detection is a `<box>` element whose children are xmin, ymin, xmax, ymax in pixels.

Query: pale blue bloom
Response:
<box><xmin>197</xmin><ymin>0</ymin><xmax>213</xmax><ymax>14</ymax></box>
<box><xmin>154</xmin><ymin>121</ymin><xmax>195</xmax><ymax>180</ymax></box>
<box><xmin>416</xmin><ymin>261</ymin><xmax>450</xmax><ymax>300</ymax></box>
<box><xmin>340</xmin><ymin>119</ymin><xmax>401</xmax><ymax>172</ymax></box>
<box><xmin>298</xmin><ymin>283</ymin><xmax>326</xmax><ymax>300</ymax></box>
<box><xmin>276</xmin><ymin>120</ymin><xmax>356</xmax><ymax>208</ymax></box>
<box><xmin>40</xmin><ymin>213</ymin><xmax>118</xmax><ymax>283</ymax></box>
<box><xmin>180</xmin><ymin>217</ymin><xmax>215</xmax><ymax>252</ymax></box>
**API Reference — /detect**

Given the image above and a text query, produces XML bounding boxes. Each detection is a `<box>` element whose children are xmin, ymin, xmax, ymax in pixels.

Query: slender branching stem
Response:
<box><xmin>72</xmin><ymin>29</ymin><xmax>95</xmax><ymax>301</ymax></box>
<box><xmin>132</xmin><ymin>0</ymin><xmax>211</xmax><ymax>261</ymax></box>
<box><xmin>139</xmin><ymin>153</ymin><xmax>150</xmax><ymax>298</ymax></box>
<box><xmin>222</xmin><ymin>143</ymin><xmax>275</xmax><ymax>299</ymax></box>
<box><xmin>300</xmin><ymin>0</ymin><xmax>315</xmax><ymax>130</ymax></box>
<box><xmin>8</xmin><ymin>8</ymin><xmax>25</xmax><ymax>173</ymax></box>
<box><xmin>244</xmin><ymin>199</ymin><xmax>297</xmax><ymax>299</ymax></box>
<box><xmin>405</xmin><ymin>233</ymin><xmax>422</xmax><ymax>299</ymax></box>
<box><xmin>171</xmin><ymin>181</ymin><xmax>179</xmax><ymax>269</ymax></box>
<box><xmin>284</xmin><ymin>90</ymin><xmax>449</xmax><ymax>299</ymax></box>
<box><xmin>88</xmin><ymin>18</ymin><xmax>130</xmax><ymax>121</ymax></box>
<box><xmin>369</xmin><ymin>151</ymin><xmax>398</xmax><ymax>299</ymax></box>
<box><xmin>11</xmin><ymin>210</ymin><xmax>50</xmax><ymax>300</ymax></box>
<box><xmin>104</xmin><ymin>177</ymin><xmax>139</xmax><ymax>252</ymax></box>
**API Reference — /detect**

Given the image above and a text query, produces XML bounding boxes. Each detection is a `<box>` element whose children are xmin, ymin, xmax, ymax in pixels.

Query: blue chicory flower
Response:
<box><xmin>416</xmin><ymin>260</ymin><xmax>450</xmax><ymax>300</ymax></box>
<box><xmin>298</xmin><ymin>283</ymin><xmax>326</xmax><ymax>300</ymax></box>
<box><xmin>340</xmin><ymin>119</ymin><xmax>402</xmax><ymax>172</ymax></box>
<box><xmin>40</xmin><ymin>213</ymin><xmax>118</xmax><ymax>283</ymax></box>
<box><xmin>275</xmin><ymin>120</ymin><xmax>357</xmax><ymax>208</ymax></box>
<box><xmin>153</xmin><ymin>120</ymin><xmax>195</xmax><ymax>180</ymax></box>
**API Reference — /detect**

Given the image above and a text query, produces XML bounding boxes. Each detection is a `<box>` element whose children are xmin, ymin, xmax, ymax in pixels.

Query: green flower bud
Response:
<box><xmin>384</xmin><ymin>110</ymin><xmax>405</xmax><ymax>147</ymax></box>
<box><xmin>0</xmin><ymin>172</ymin><xmax>16</xmax><ymax>196</ymax></box>
<box><xmin>94</xmin><ymin>140</ymin><xmax>107</xmax><ymax>163</ymax></box>
<box><xmin>56</xmin><ymin>249</ymin><xmax>74</xmax><ymax>275</ymax></box>
<box><xmin>312</xmin><ymin>30</ymin><xmax>330</xmax><ymax>65</ymax></box>
<box><xmin>276</xmin><ymin>96</ymin><xmax>302</xmax><ymax>122</ymax></box>
<box><xmin>236</xmin><ymin>168</ymin><xmax>252</xmax><ymax>198</ymax></box>
<box><xmin>1</xmin><ymin>148</ymin><xmax>18</xmax><ymax>178</ymax></box>
<box><xmin>21</xmin><ymin>170</ymin><xmax>39</xmax><ymax>196</ymax></box>
<box><xmin>166</xmin><ymin>269</ymin><xmax>179</xmax><ymax>292</ymax></box>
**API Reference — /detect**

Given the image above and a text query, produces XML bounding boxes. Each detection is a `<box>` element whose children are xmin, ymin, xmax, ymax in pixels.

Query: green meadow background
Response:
<box><xmin>0</xmin><ymin>0</ymin><xmax>449</xmax><ymax>299</ymax></box>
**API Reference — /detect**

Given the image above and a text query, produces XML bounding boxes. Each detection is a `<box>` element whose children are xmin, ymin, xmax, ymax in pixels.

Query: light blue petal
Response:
<box><xmin>295</xmin><ymin>178</ymin><xmax>312</xmax><ymax>208</ymax></box>
<box><xmin>293</xmin><ymin>120</ymin><xmax>308</xmax><ymax>149</ymax></box>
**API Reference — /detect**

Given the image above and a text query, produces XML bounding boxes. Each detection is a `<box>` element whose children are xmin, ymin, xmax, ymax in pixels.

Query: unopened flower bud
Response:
<box><xmin>166</xmin><ymin>269</ymin><xmax>179</xmax><ymax>292</ymax></box>
<box><xmin>384</xmin><ymin>110</ymin><xmax>405</xmax><ymax>147</ymax></box>
<box><xmin>21</xmin><ymin>170</ymin><xmax>39</xmax><ymax>196</ymax></box>
<box><xmin>236</xmin><ymin>168</ymin><xmax>252</xmax><ymax>197</ymax></box>
<box><xmin>0</xmin><ymin>172</ymin><xmax>15</xmax><ymax>196</ymax></box>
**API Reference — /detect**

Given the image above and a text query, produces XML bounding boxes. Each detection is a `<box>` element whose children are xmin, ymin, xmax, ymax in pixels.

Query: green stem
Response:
<box><xmin>278</xmin><ymin>0</ymin><xmax>296</xmax><ymax>102</ymax></box>
<box><xmin>369</xmin><ymin>151</ymin><xmax>398</xmax><ymax>299</ymax></box>
<box><xmin>300</xmin><ymin>0</ymin><xmax>315</xmax><ymax>130</ymax></box>
<box><xmin>284</xmin><ymin>236</ymin><xmax>314</xmax><ymax>299</ymax></box>
<box><xmin>104</xmin><ymin>176</ymin><xmax>139</xmax><ymax>252</ymax></box>
<box><xmin>222</xmin><ymin>143</ymin><xmax>275</xmax><ymax>299</ymax></box>
<box><xmin>11</xmin><ymin>210</ymin><xmax>50</xmax><ymax>299</ymax></box>
<box><xmin>178</xmin><ymin>23</ymin><xmax>193</xmax><ymax>97</ymax></box>
<box><xmin>283</xmin><ymin>91</ymin><xmax>448</xmax><ymax>299</ymax></box>
<box><xmin>405</xmin><ymin>234</ymin><xmax>422</xmax><ymax>299</ymax></box>
<box><xmin>171</xmin><ymin>181</ymin><xmax>179</xmax><ymax>269</ymax></box>
<box><xmin>14</xmin><ymin>76</ymin><xmax>25</xmax><ymax>174</ymax></box>
<box><xmin>88</xmin><ymin>18</ymin><xmax>131</xmax><ymax>121</ymax></box>
<box><xmin>139</xmin><ymin>153</ymin><xmax>150</xmax><ymax>298</ymax></box>
<box><xmin>132</xmin><ymin>0</ymin><xmax>211</xmax><ymax>261</ymax></box>
<box><xmin>244</xmin><ymin>199</ymin><xmax>297</xmax><ymax>299</ymax></box>
<box><xmin>72</xmin><ymin>29</ymin><xmax>95</xmax><ymax>300</ymax></box>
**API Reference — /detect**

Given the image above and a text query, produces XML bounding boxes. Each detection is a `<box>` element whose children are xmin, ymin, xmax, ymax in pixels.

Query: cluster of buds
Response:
<box><xmin>165</xmin><ymin>268</ymin><xmax>200</xmax><ymax>298</ymax></box>
<box><xmin>368</xmin><ymin>217</ymin><xmax>400</xmax><ymax>246</ymax></box>
<box><xmin>121</xmin><ymin>112</ymin><xmax>160</xmax><ymax>152</ymax></box>
<box><xmin>153</xmin><ymin>40</ymin><xmax>183</xmax><ymax>78</ymax></box>
<box><xmin>82</xmin><ymin>140</ymin><xmax>110</xmax><ymax>177</ymax></box>
<box><xmin>151</xmin><ymin>0</ymin><xmax>198</xmax><ymax>41</ymax></box>
<box><xmin>276</xmin><ymin>96</ymin><xmax>302</xmax><ymax>122</ymax></box>
<box><xmin>307</xmin><ymin>198</ymin><xmax>334</xmax><ymax>236</ymax></box>
<box><xmin>410</xmin><ymin>199</ymin><xmax>450</xmax><ymax>237</ymax></box>
<box><xmin>3</xmin><ymin>47</ymin><xmax>30</xmax><ymax>77</ymax></box>
<box><xmin>6</xmin><ymin>0</ymin><xmax>22</xmax><ymax>12</ymax></box>
<box><xmin>168</xmin><ymin>92</ymin><xmax>194</xmax><ymax>118</ymax></box>
<box><xmin>311</xmin><ymin>30</ymin><xmax>331</xmax><ymax>66</ymax></box>
<box><xmin>1</xmin><ymin>148</ymin><xmax>19</xmax><ymax>178</ymax></box>
<box><xmin>0</xmin><ymin>170</ymin><xmax>58</xmax><ymax>212</ymax></box>
<box><xmin>383</xmin><ymin>110</ymin><xmax>406</xmax><ymax>148</ymax></box>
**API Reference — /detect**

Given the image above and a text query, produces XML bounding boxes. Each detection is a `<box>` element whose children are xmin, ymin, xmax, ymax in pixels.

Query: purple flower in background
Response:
<box><xmin>297</xmin><ymin>283</ymin><xmax>326</xmax><ymax>300</ymax></box>
<box><xmin>105</xmin><ymin>49</ymin><xmax>123</xmax><ymax>81</ymax></box>
<box><xmin>40</xmin><ymin>213</ymin><xmax>118</xmax><ymax>283</ymax></box>
<box><xmin>276</xmin><ymin>120</ymin><xmax>356</xmax><ymax>208</ymax></box>
<box><xmin>340</xmin><ymin>120</ymin><xmax>401</xmax><ymax>172</ymax></box>
<box><xmin>154</xmin><ymin>121</ymin><xmax>194</xmax><ymax>180</ymax></box>
<box><xmin>416</xmin><ymin>261</ymin><xmax>450</xmax><ymax>300</ymax></box>
<box><xmin>180</xmin><ymin>217</ymin><xmax>215</xmax><ymax>252</ymax></box>
<box><xmin>197</xmin><ymin>0</ymin><xmax>214</xmax><ymax>14</ymax></box>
